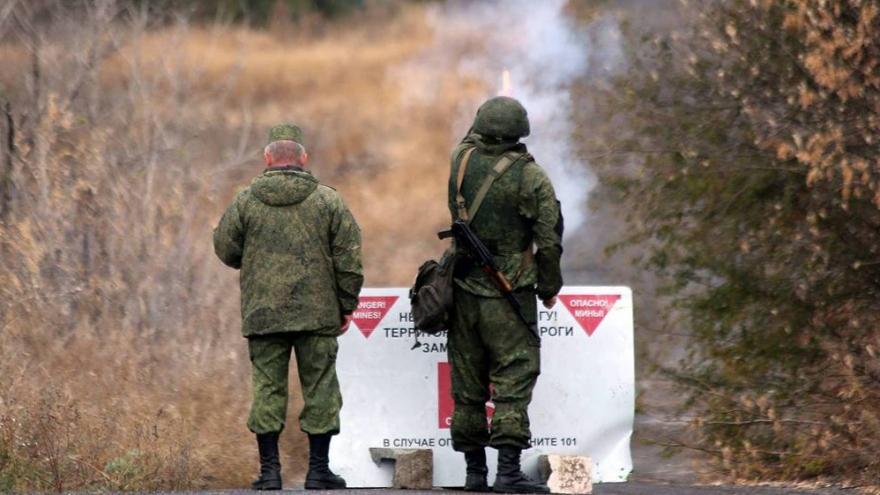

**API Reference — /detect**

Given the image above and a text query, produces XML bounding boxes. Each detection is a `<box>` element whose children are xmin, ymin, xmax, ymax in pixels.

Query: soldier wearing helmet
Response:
<box><xmin>471</xmin><ymin>95</ymin><xmax>531</xmax><ymax>140</ymax></box>
<box><xmin>446</xmin><ymin>97</ymin><xmax>563</xmax><ymax>493</ymax></box>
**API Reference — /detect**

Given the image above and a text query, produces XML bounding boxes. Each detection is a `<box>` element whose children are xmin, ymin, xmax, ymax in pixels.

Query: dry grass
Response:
<box><xmin>0</xmin><ymin>1</ymin><xmax>497</xmax><ymax>491</ymax></box>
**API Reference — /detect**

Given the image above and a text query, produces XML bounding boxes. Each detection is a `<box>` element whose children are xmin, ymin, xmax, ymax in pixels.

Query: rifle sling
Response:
<box><xmin>467</xmin><ymin>152</ymin><xmax>519</xmax><ymax>222</ymax></box>
<box><xmin>456</xmin><ymin>147</ymin><xmax>534</xmax><ymax>282</ymax></box>
<box><xmin>456</xmin><ymin>148</ymin><xmax>520</xmax><ymax>224</ymax></box>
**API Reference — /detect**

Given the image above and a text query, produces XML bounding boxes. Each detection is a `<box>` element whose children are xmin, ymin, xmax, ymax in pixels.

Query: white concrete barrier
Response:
<box><xmin>331</xmin><ymin>286</ymin><xmax>634</xmax><ymax>487</ymax></box>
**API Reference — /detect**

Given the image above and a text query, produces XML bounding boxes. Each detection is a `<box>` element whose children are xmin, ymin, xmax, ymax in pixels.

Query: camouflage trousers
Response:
<box><xmin>448</xmin><ymin>288</ymin><xmax>540</xmax><ymax>451</ymax></box>
<box><xmin>247</xmin><ymin>332</ymin><xmax>342</xmax><ymax>435</ymax></box>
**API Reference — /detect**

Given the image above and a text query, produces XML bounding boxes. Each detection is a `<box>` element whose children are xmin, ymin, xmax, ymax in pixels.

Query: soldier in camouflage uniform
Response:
<box><xmin>214</xmin><ymin>124</ymin><xmax>363</xmax><ymax>491</ymax></box>
<box><xmin>447</xmin><ymin>97</ymin><xmax>563</xmax><ymax>494</ymax></box>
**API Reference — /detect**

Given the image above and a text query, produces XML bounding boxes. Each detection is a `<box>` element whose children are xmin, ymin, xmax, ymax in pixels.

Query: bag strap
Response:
<box><xmin>511</xmin><ymin>244</ymin><xmax>533</xmax><ymax>285</ymax></box>
<box><xmin>456</xmin><ymin>148</ymin><xmax>521</xmax><ymax>224</ymax></box>
<box><xmin>455</xmin><ymin>147</ymin><xmax>477</xmax><ymax>222</ymax></box>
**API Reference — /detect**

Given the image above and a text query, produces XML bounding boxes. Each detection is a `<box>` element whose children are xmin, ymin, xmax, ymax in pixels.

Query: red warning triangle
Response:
<box><xmin>352</xmin><ymin>296</ymin><xmax>398</xmax><ymax>338</ymax></box>
<box><xmin>558</xmin><ymin>294</ymin><xmax>621</xmax><ymax>337</ymax></box>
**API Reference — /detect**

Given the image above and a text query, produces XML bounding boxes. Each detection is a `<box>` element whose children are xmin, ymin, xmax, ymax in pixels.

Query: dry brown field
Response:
<box><xmin>0</xmin><ymin>1</ymin><xmax>649</xmax><ymax>491</ymax></box>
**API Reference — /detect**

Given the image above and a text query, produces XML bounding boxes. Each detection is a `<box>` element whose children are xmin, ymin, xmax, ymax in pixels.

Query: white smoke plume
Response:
<box><xmin>400</xmin><ymin>0</ymin><xmax>624</xmax><ymax>236</ymax></box>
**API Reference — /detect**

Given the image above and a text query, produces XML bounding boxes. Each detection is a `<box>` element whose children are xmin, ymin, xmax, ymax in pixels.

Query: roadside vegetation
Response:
<box><xmin>590</xmin><ymin>0</ymin><xmax>880</xmax><ymax>485</ymax></box>
<box><xmin>0</xmin><ymin>0</ymin><xmax>457</xmax><ymax>491</ymax></box>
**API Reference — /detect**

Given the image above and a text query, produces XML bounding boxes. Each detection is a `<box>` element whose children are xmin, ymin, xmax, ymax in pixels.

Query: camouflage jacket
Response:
<box><xmin>214</xmin><ymin>166</ymin><xmax>364</xmax><ymax>337</ymax></box>
<box><xmin>447</xmin><ymin>134</ymin><xmax>563</xmax><ymax>300</ymax></box>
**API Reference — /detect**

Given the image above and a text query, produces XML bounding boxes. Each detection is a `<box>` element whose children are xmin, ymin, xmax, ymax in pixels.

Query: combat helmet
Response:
<box><xmin>472</xmin><ymin>96</ymin><xmax>530</xmax><ymax>139</ymax></box>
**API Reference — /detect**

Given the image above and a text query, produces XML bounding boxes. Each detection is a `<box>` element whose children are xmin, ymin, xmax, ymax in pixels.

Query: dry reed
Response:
<box><xmin>0</xmin><ymin>1</ymin><xmax>497</xmax><ymax>491</ymax></box>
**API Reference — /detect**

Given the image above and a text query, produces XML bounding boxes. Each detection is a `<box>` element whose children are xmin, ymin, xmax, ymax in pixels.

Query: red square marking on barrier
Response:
<box><xmin>438</xmin><ymin>362</ymin><xmax>453</xmax><ymax>429</ymax></box>
<box><xmin>438</xmin><ymin>362</ymin><xmax>494</xmax><ymax>430</ymax></box>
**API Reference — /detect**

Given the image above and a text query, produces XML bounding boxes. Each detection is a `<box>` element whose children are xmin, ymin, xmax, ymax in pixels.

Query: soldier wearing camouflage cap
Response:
<box><xmin>214</xmin><ymin>123</ymin><xmax>363</xmax><ymax>491</ymax></box>
<box><xmin>446</xmin><ymin>97</ymin><xmax>563</xmax><ymax>494</ymax></box>
<box><xmin>266</xmin><ymin>123</ymin><xmax>304</xmax><ymax>146</ymax></box>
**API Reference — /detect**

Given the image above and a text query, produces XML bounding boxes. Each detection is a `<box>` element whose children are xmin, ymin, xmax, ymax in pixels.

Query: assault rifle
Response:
<box><xmin>438</xmin><ymin>220</ymin><xmax>539</xmax><ymax>342</ymax></box>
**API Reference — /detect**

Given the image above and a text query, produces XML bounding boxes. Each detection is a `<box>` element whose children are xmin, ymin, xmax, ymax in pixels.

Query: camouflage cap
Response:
<box><xmin>267</xmin><ymin>123</ymin><xmax>304</xmax><ymax>145</ymax></box>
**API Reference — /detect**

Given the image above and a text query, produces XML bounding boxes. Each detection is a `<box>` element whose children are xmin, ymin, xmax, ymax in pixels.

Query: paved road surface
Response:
<box><xmin>134</xmin><ymin>484</ymin><xmax>852</xmax><ymax>495</ymax></box>
<box><xmin>137</xmin><ymin>381</ymin><xmax>855</xmax><ymax>495</ymax></box>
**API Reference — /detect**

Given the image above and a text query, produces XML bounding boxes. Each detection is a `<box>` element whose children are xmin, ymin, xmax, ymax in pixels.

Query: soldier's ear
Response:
<box><xmin>264</xmin><ymin>151</ymin><xmax>272</xmax><ymax>167</ymax></box>
<box><xmin>301</xmin><ymin>152</ymin><xmax>309</xmax><ymax>167</ymax></box>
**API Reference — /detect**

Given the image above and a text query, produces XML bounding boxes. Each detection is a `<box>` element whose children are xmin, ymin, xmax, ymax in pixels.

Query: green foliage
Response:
<box><xmin>104</xmin><ymin>450</ymin><xmax>145</xmax><ymax>488</ymax></box>
<box><xmin>0</xmin><ymin>421</ymin><xmax>24</xmax><ymax>493</ymax></box>
<box><xmin>591</xmin><ymin>0</ymin><xmax>880</xmax><ymax>482</ymax></box>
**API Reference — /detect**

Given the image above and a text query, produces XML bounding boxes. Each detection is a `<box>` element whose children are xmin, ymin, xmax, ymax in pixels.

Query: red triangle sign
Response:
<box><xmin>558</xmin><ymin>294</ymin><xmax>621</xmax><ymax>336</ymax></box>
<box><xmin>352</xmin><ymin>296</ymin><xmax>398</xmax><ymax>338</ymax></box>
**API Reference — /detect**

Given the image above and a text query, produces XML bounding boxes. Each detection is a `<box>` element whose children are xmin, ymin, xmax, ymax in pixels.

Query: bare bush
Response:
<box><xmin>590</xmin><ymin>0</ymin><xmax>880</xmax><ymax>484</ymax></box>
<box><xmin>0</xmin><ymin>0</ymin><xmax>261</xmax><ymax>490</ymax></box>
<box><xmin>0</xmin><ymin>0</ymin><xmax>475</xmax><ymax>490</ymax></box>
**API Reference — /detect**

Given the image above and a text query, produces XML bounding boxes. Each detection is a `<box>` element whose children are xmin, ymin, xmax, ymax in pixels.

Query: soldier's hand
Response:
<box><xmin>340</xmin><ymin>313</ymin><xmax>353</xmax><ymax>334</ymax></box>
<box><xmin>542</xmin><ymin>296</ymin><xmax>557</xmax><ymax>309</ymax></box>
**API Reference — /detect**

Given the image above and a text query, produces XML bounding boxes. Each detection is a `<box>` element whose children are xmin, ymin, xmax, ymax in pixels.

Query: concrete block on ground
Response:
<box><xmin>369</xmin><ymin>447</ymin><xmax>433</xmax><ymax>489</ymax></box>
<box><xmin>538</xmin><ymin>454</ymin><xmax>593</xmax><ymax>494</ymax></box>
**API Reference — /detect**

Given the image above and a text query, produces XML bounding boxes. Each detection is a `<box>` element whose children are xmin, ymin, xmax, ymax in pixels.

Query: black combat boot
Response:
<box><xmin>252</xmin><ymin>433</ymin><xmax>282</xmax><ymax>490</ymax></box>
<box><xmin>464</xmin><ymin>448</ymin><xmax>490</xmax><ymax>492</ymax></box>
<box><xmin>305</xmin><ymin>433</ymin><xmax>347</xmax><ymax>490</ymax></box>
<box><xmin>493</xmin><ymin>447</ymin><xmax>550</xmax><ymax>494</ymax></box>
